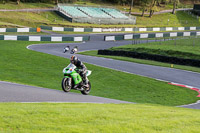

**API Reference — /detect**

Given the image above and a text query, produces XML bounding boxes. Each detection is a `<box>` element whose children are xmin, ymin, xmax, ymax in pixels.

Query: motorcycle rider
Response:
<box><xmin>70</xmin><ymin>55</ymin><xmax>88</xmax><ymax>86</ymax></box>
<box><xmin>63</xmin><ymin>46</ymin><xmax>70</xmax><ymax>53</ymax></box>
<box><xmin>71</xmin><ymin>46</ymin><xmax>78</xmax><ymax>54</ymax></box>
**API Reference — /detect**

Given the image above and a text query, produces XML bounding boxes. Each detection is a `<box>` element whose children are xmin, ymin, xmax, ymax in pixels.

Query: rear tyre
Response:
<box><xmin>61</xmin><ymin>78</ymin><xmax>71</xmax><ymax>92</ymax></box>
<box><xmin>81</xmin><ymin>81</ymin><xmax>91</xmax><ymax>95</ymax></box>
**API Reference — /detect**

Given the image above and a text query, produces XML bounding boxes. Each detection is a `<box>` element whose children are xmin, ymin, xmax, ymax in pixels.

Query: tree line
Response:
<box><xmin>105</xmin><ymin>0</ymin><xmax>180</xmax><ymax>17</ymax></box>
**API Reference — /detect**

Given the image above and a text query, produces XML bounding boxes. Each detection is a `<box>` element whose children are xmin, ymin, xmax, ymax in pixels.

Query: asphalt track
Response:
<box><xmin>1</xmin><ymin>33</ymin><xmax>200</xmax><ymax>109</ymax></box>
<box><xmin>0</xmin><ymin>81</ymin><xmax>131</xmax><ymax>103</ymax></box>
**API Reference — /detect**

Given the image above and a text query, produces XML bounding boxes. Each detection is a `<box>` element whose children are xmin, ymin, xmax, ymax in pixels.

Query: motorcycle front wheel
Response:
<box><xmin>61</xmin><ymin>78</ymin><xmax>71</xmax><ymax>92</ymax></box>
<box><xmin>81</xmin><ymin>81</ymin><xmax>91</xmax><ymax>95</ymax></box>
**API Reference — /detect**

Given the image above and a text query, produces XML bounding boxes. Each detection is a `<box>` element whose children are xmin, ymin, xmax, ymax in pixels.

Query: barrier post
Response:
<box><xmin>37</xmin><ymin>28</ymin><xmax>41</xmax><ymax>32</ymax></box>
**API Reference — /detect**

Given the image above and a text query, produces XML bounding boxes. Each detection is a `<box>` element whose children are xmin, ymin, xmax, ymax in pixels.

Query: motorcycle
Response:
<box><xmin>70</xmin><ymin>46</ymin><xmax>78</xmax><ymax>54</ymax></box>
<box><xmin>61</xmin><ymin>63</ymin><xmax>92</xmax><ymax>95</ymax></box>
<box><xmin>63</xmin><ymin>46</ymin><xmax>70</xmax><ymax>53</ymax></box>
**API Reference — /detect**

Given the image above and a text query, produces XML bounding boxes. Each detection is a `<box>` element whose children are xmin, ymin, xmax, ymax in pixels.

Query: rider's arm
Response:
<box><xmin>80</xmin><ymin>63</ymin><xmax>87</xmax><ymax>72</ymax></box>
<box><xmin>78</xmin><ymin>61</ymin><xmax>87</xmax><ymax>72</ymax></box>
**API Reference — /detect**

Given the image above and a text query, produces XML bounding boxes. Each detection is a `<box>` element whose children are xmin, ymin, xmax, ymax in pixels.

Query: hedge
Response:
<box><xmin>98</xmin><ymin>50</ymin><xmax>200</xmax><ymax>67</ymax></box>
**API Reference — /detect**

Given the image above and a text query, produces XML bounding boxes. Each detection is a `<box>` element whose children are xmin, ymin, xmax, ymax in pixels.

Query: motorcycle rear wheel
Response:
<box><xmin>81</xmin><ymin>81</ymin><xmax>91</xmax><ymax>95</ymax></box>
<box><xmin>62</xmin><ymin>78</ymin><xmax>71</xmax><ymax>92</ymax></box>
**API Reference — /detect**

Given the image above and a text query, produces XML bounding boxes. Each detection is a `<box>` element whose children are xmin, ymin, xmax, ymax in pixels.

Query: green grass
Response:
<box><xmin>135</xmin><ymin>11</ymin><xmax>200</xmax><ymax>27</ymax></box>
<box><xmin>0</xmin><ymin>2</ymin><xmax>54</xmax><ymax>9</ymax></box>
<box><xmin>0</xmin><ymin>11</ymin><xmax>64</xmax><ymax>28</ymax></box>
<box><xmin>0</xmin><ymin>40</ymin><xmax>199</xmax><ymax>106</ymax></box>
<box><xmin>0</xmin><ymin>103</ymin><xmax>200</xmax><ymax>132</ymax></box>
<box><xmin>0</xmin><ymin>21</ymin><xmax>23</xmax><ymax>28</ymax></box>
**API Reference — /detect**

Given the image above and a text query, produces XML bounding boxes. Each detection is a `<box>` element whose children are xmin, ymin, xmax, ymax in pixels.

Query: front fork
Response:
<box><xmin>67</xmin><ymin>77</ymin><xmax>72</xmax><ymax>87</ymax></box>
<box><xmin>64</xmin><ymin>76</ymin><xmax>71</xmax><ymax>87</ymax></box>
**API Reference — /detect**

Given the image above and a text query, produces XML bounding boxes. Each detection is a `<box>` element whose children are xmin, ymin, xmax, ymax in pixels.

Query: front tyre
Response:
<box><xmin>81</xmin><ymin>81</ymin><xmax>91</xmax><ymax>95</ymax></box>
<box><xmin>62</xmin><ymin>78</ymin><xmax>71</xmax><ymax>92</ymax></box>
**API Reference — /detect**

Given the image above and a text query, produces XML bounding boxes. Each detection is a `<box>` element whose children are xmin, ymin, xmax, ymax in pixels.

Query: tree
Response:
<box><xmin>148</xmin><ymin>0</ymin><xmax>161</xmax><ymax>17</ymax></box>
<box><xmin>17</xmin><ymin>0</ymin><xmax>20</xmax><ymax>5</ymax></box>
<box><xmin>149</xmin><ymin>0</ymin><xmax>156</xmax><ymax>17</ymax></box>
<box><xmin>129</xmin><ymin>0</ymin><xmax>134</xmax><ymax>14</ymax></box>
<box><xmin>55</xmin><ymin>0</ymin><xmax>59</xmax><ymax>4</ymax></box>
<box><xmin>140</xmin><ymin>0</ymin><xmax>150</xmax><ymax>17</ymax></box>
<box><xmin>172</xmin><ymin>0</ymin><xmax>179</xmax><ymax>14</ymax></box>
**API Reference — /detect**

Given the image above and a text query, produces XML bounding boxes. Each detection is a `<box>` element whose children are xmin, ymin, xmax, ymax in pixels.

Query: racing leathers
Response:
<box><xmin>74</xmin><ymin>59</ymin><xmax>88</xmax><ymax>85</ymax></box>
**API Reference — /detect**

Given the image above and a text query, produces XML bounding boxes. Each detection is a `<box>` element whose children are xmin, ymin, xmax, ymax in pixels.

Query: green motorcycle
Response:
<box><xmin>62</xmin><ymin>63</ymin><xmax>92</xmax><ymax>95</ymax></box>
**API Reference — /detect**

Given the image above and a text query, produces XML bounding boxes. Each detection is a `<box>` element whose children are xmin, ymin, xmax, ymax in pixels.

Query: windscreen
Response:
<box><xmin>66</xmin><ymin>63</ymin><xmax>76</xmax><ymax>69</ymax></box>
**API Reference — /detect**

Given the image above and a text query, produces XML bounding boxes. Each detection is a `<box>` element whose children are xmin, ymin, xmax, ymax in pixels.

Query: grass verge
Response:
<box><xmin>0</xmin><ymin>2</ymin><xmax>54</xmax><ymax>9</ymax></box>
<box><xmin>0</xmin><ymin>103</ymin><xmax>200</xmax><ymax>132</ymax></box>
<box><xmin>0</xmin><ymin>41</ymin><xmax>199</xmax><ymax>106</ymax></box>
<box><xmin>110</xmin><ymin>37</ymin><xmax>200</xmax><ymax>60</ymax></box>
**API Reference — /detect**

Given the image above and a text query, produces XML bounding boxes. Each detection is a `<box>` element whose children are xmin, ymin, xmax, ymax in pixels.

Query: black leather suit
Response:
<box><xmin>74</xmin><ymin>59</ymin><xmax>87</xmax><ymax>84</ymax></box>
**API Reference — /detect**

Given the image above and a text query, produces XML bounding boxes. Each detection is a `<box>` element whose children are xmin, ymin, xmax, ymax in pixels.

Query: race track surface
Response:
<box><xmin>0</xmin><ymin>81</ymin><xmax>131</xmax><ymax>103</ymax></box>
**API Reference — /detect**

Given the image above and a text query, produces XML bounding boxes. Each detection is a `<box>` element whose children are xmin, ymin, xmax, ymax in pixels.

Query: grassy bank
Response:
<box><xmin>0</xmin><ymin>2</ymin><xmax>54</xmax><ymax>9</ymax></box>
<box><xmin>0</xmin><ymin>103</ymin><xmax>200</xmax><ymax>133</ymax></box>
<box><xmin>135</xmin><ymin>11</ymin><xmax>200</xmax><ymax>27</ymax></box>
<box><xmin>0</xmin><ymin>40</ymin><xmax>199</xmax><ymax>106</ymax></box>
<box><xmin>110</xmin><ymin>37</ymin><xmax>200</xmax><ymax>60</ymax></box>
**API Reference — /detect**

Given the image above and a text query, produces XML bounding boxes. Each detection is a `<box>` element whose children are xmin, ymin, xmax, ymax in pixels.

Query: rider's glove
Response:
<box><xmin>79</xmin><ymin>69</ymin><xmax>83</xmax><ymax>72</ymax></box>
<box><xmin>76</xmin><ymin>69</ymin><xmax>83</xmax><ymax>73</ymax></box>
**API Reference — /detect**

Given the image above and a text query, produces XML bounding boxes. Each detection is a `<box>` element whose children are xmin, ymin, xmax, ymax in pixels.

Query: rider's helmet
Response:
<box><xmin>70</xmin><ymin>55</ymin><xmax>78</xmax><ymax>65</ymax></box>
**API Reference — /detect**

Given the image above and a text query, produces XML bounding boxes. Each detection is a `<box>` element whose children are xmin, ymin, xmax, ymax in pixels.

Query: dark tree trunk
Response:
<box><xmin>172</xmin><ymin>1</ymin><xmax>176</xmax><ymax>14</ymax></box>
<box><xmin>149</xmin><ymin>10</ymin><xmax>154</xmax><ymax>17</ymax></box>
<box><xmin>129</xmin><ymin>0</ymin><xmax>134</xmax><ymax>15</ymax></box>
<box><xmin>142</xmin><ymin>9</ymin><xmax>145</xmax><ymax>17</ymax></box>
<box><xmin>149</xmin><ymin>0</ymin><xmax>156</xmax><ymax>17</ymax></box>
<box><xmin>55</xmin><ymin>0</ymin><xmax>58</xmax><ymax>5</ymax></box>
<box><xmin>17</xmin><ymin>0</ymin><xmax>20</xmax><ymax>5</ymax></box>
